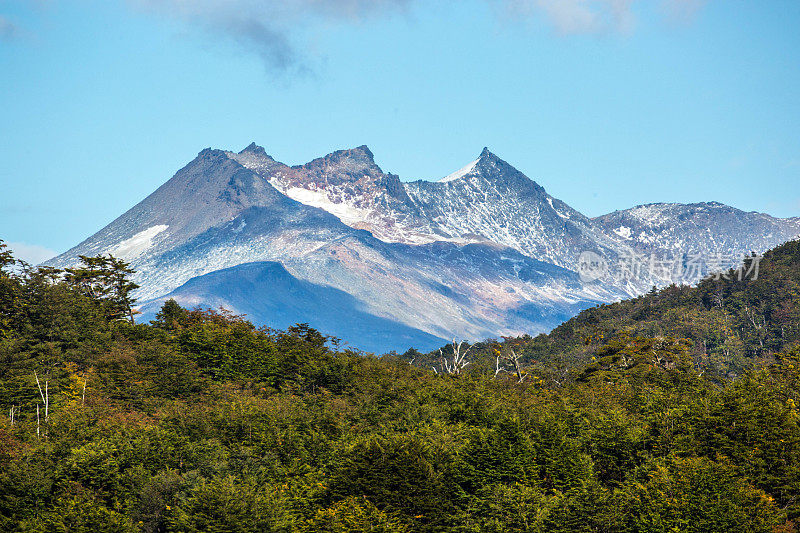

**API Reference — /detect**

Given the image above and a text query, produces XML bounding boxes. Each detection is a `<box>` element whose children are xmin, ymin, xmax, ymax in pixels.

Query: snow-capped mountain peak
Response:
<box><xmin>438</xmin><ymin>148</ymin><xmax>499</xmax><ymax>183</ymax></box>
<box><xmin>439</xmin><ymin>147</ymin><xmax>516</xmax><ymax>183</ymax></box>
<box><xmin>593</xmin><ymin>201</ymin><xmax>800</xmax><ymax>257</ymax></box>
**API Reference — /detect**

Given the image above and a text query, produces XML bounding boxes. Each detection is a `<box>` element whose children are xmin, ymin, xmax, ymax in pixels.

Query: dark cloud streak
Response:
<box><xmin>130</xmin><ymin>0</ymin><xmax>412</xmax><ymax>73</ymax></box>
<box><xmin>214</xmin><ymin>16</ymin><xmax>297</xmax><ymax>71</ymax></box>
<box><xmin>130</xmin><ymin>0</ymin><xmax>709</xmax><ymax>72</ymax></box>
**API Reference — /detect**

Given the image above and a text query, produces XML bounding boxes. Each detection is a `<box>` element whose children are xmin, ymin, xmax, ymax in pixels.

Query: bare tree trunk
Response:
<box><xmin>34</xmin><ymin>371</ymin><xmax>50</xmax><ymax>438</ymax></box>
<box><xmin>494</xmin><ymin>348</ymin><xmax>527</xmax><ymax>383</ymax></box>
<box><xmin>34</xmin><ymin>370</ymin><xmax>49</xmax><ymax>423</ymax></box>
<box><xmin>439</xmin><ymin>340</ymin><xmax>472</xmax><ymax>375</ymax></box>
<box><xmin>507</xmin><ymin>349</ymin><xmax>526</xmax><ymax>383</ymax></box>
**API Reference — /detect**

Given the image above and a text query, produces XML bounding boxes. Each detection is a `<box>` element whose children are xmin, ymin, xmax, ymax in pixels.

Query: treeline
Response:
<box><xmin>0</xmin><ymin>239</ymin><xmax>799</xmax><ymax>531</ymax></box>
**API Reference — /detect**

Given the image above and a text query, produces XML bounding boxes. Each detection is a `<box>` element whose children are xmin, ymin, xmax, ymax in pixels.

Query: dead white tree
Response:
<box><xmin>439</xmin><ymin>339</ymin><xmax>472</xmax><ymax>375</ymax></box>
<box><xmin>34</xmin><ymin>370</ymin><xmax>49</xmax><ymax>423</ymax></box>
<box><xmin>494</xmin><ymin>348</ymin><xmax>527</xmax><ymax>384</ymax></box>
<box><xmin>33</xmin><ymin>370</ymin><xmax>50</xmax><ymax>439</ymax></box>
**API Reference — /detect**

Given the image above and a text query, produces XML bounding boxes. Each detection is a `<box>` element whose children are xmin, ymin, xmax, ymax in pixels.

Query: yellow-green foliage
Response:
<box><xmin>0</xmin><ymin>239</ymin><xmax>799</xmax><ymax>532</ymax></box>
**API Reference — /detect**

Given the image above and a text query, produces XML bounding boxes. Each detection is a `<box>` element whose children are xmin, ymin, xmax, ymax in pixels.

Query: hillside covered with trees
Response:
<box><xmin>1</xmin><ymin>238</ymin><xmax>799</xmax><ymax>532</ymax></box>
<box><xmin>421</xmin><ymin>240</ymin><xmax>800</xmax><ymax>386</ymax></box>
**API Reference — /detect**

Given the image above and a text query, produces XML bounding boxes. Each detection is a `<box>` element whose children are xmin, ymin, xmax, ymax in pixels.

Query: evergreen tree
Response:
<box><xmin>65</xmin><ymin>254</ymin><xmax>139</xmax><ymax>322</ymax></box>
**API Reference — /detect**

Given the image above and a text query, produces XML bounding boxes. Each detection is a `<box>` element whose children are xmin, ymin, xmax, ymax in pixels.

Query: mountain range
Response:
<box><xmin>48</xmin><ymin>144</ymin><xmax>800</xmax><ymax>353</ymax></box>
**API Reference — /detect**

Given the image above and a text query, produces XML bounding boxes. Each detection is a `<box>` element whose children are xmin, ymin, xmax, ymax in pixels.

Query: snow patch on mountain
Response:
<box><xmin>440</xmin><ymin>158</ymin><xmax>479</xmax><ymax>182</ymax></box>
<box><xmin>108</xmin><ymin>225</ymin><xmax>168</xmax><ymax>260</ymax></box>
<box><xmin>280</xmin><ymin>186</ymin><xmax>371</xmax><ymax>226</ymax></box>
<box><xmin>546</xmin><ymin>197</ymin><xmax>572</xmax><ymax>220</ymax></box>
<box><xmin>613</xmin><ymin>226</ymin><xmax>632</xmax><ymax>239</ymax></box>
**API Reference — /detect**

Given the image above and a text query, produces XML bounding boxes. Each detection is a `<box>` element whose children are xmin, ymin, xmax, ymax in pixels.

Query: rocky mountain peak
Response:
<box><xmin>350</xmin><ymin>144</ymin><xmax>375</xmax><ymax>161</ymax></box>
<box><xmin>226</xmin><ymin>143</ymin><xmax>282</xmax><ymax>176</ymax></box>
<box><xmin>438</xmin><ymin>147</ymin><xmax>540</xmax><ymax>196</ymax></box>
<box><xmin>479</xmin><ymin>146</ymin><xmax>495</xmax><ymax>159</ymax></box>
<box><xmin>297</xmin><ymin>145</ymin><xmax>381</xmax><ymax>177</ymax></box>
<box><xmin>239</xmin><ymin>142</ymin><xmax>269</xmax><ymax>156</ymax></box>
<box><xmin>473</xmin><ymin>147</ymin><xmax>515</xmax><ymax>173</ymax></box>
<box><xmin>197</xmin><ymin>147</ymin><xmax>227</xmax><ymax>160</ymax></box>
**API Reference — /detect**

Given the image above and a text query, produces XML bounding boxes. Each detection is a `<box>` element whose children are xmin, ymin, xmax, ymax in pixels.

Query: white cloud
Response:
<box><xmin>6</xmin><ymin>242</ymin><xmax>59</xmax><ymax>265</ymax></box>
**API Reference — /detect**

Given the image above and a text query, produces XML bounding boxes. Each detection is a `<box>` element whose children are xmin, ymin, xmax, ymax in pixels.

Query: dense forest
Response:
<box><xmin>1</xmin><ymin>238</ymin><xmax>799</xmax><ymax>532</ymax></box>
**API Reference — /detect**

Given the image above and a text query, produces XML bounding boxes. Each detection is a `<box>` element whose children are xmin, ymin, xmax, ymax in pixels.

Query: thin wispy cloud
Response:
<box><xmin>0</xmin><ymin>15</ymin><xmax>20</xmax><ymax>41</ymax></box>
<box><xmin>505</xmin><ymin>0</ymin><xmax>636</xmax><ymax>34</ymax></box>
<box><xmin>661</xmin><ymin>0</ymin><xmax>708</xmax><ymax>23</ymax></box>
<box><xmin>130</xmin><ymin>0</ymin><xmax>707</xmax><ymax>71</ymax></box>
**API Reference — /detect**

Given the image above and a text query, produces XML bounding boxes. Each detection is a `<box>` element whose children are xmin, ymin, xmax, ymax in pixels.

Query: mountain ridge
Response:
<box><xmin>47</xmin><ymin>143</ymin><xmax>800</xmax><ymax>352</ymax></box>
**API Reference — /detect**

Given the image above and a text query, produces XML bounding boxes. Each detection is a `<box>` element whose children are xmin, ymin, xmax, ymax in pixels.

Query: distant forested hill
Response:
<box><xmin>473</xmin><ymin>239</ymin><xmax>800</xmax><ymax>381</ymax></box>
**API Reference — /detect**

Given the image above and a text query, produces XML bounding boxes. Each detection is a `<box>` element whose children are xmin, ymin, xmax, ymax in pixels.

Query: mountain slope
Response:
<box><xmin>51</xmin><ymin>147</ymin><xmax>296</xmax><ymax>269</ymax></box>
<box><xmin>134</xmin><ymin>201</ymin><xmax>622</xmax><ymax>350</ymax></box>
<box><xmin>594</xmin><ymin>202</ymin><xmax>800</xmax><ymax>258</ymax></box>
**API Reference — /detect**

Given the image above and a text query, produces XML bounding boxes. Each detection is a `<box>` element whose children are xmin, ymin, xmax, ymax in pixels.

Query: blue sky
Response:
<box><xmin>1</xmin><ymin>0</ymin><xmax>799</xmax><ymax>263</ymax></box>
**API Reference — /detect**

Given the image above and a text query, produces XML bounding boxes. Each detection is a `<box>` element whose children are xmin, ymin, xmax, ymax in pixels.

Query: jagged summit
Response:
<box><xmin>197</xmin><ymin>147</ymin><xmax>225</xmax><ymax>158</ymax></box>
<box><xmin>476</xmin><ymin>147</ymin><xmax>503</xmax><ymax>164</ymax></box>
<box><xmin>439</xmin><ymin>147</ymin><xmax>501</xmax><ymax>183</ymax></box>
<box><xmin>296</xmin><ymin>145</ymin><xmax>379</xmax><ymax>175</ymax></box>
<box><xmin>351</xmin><ymin>144</ymin><xmax>374</xmax><ymax>161</ymax></box>
<box><xmin>436</xmin><ymin>147</ymin><xmax>538</xmax><ymax>195</ymax></box>
<box><xmin>239</xmin><ymin>142</ymin><xmax>269</xmax><ymax>156</ymax></box>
